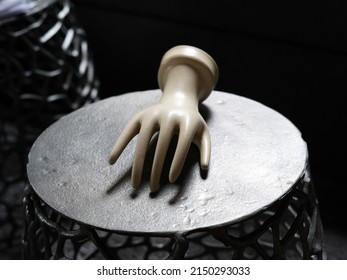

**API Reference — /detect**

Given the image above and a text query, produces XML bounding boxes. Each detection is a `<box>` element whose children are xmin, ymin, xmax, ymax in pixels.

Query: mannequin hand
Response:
<box><xmin>109</xmin><ymin>102</ymin><xmax>210</xmax><ymax>192</ymax></box>
<box><xmin>108</xmin><ymin>45</ymin><xmax>218</xmax><ymax>192</ymax></box>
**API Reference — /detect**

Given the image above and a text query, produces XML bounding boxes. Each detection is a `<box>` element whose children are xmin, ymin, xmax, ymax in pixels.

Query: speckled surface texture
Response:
<box><xmin>27</xmin><ymin>90</ymin><xmax>307</xmax><ymax>234</ymax></box>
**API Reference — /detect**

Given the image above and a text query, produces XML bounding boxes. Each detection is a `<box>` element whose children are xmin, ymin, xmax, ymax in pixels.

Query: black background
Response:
<box><xmin>72</xmin><ymin>0</ymin><xmax>347</xmax><ymax>232</ymax></box>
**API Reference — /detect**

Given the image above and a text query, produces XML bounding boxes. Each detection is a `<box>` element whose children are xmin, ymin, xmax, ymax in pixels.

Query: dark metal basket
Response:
<box><xmin>0</xmin><ymin>0</ymin><xmax>99</xmax><ymax>259</ymax></box>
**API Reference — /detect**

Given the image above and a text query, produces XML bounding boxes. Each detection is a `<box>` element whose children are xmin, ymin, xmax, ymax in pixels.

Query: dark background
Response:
<box><xmin>71</xmin><ymin>0</ymin><xmax>347</xmax><ymax>237</ymax></box>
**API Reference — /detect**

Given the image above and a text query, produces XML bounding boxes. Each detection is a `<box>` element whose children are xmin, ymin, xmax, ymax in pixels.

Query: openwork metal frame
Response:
<box><xmin>0</xmin><ymin>0</ymin><xmax>99</xmax><ymax>258</ymax></box>
<box><xmin>23</xmin><ymin>168</ymin><xmax>326</xmax><ymax>260</ymax></box>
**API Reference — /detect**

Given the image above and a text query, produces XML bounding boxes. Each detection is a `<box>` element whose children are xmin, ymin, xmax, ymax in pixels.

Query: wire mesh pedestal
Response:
<box><xmin>23</xmin><ymin>90</ymin><xmax>326</xmax><ymax>259</ymax></box>
<box><xmin>0</xmin><ymin>0</ymin><xmax>99</xmax><ymax>259</ymax></box>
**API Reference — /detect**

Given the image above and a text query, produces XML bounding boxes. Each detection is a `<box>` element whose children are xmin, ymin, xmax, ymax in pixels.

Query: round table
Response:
<box><xmin>23</xmin><ymin>90</ymin><xmax>325</xmax><ymax>259</ymax></box>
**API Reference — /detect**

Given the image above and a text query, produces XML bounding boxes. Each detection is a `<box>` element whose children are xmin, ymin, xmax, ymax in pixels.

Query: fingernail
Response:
<box><xmin>169</xmin><ymin>173</ymin><xmax>178</xmax><ymax>183</ymax></box>
<box><xmin>201</xmin><ymin>163</ymin><xmax>209</xmax><ymax>170</ymax></box>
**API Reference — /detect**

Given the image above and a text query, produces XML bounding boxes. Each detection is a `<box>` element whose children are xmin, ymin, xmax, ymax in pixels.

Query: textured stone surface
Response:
<box><xmin>27</xmin><ymin>90</ymin><xmax>307</xmax><ymax>233</ymax></box>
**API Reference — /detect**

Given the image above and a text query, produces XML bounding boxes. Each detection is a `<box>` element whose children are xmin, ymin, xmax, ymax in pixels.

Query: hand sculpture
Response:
<box><xmin>109</xmin><ymin>45</ymin><xmax>219</xmax><ymax>192</ymax></box>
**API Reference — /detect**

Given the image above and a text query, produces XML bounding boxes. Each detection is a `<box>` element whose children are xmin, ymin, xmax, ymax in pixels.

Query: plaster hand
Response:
<box><xmin>109</xmin><ymin>45</ymin><xmax>219</xmax><ymax>192</ymax></box>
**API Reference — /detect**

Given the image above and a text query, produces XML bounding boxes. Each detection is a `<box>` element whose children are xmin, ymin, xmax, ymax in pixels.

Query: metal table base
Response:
<box><xmin>23</xmin><ymin>169</ymin><xmax>325</xmax><ymax>260</ymax></box>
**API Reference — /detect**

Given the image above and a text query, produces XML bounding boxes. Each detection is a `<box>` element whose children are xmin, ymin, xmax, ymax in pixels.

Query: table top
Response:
<box><xmin>27</xmin><ymin>90</ymin><xmax>307</xmax><ymax>234</ymax></box>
